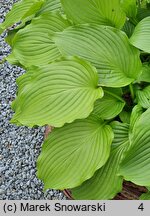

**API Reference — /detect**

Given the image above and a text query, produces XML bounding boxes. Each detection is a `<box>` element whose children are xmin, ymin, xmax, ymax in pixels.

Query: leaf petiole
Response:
<box><xmin>129</xmin><ymin>84</ymin><xmax>135</xmax><ymax>100</ymax></box>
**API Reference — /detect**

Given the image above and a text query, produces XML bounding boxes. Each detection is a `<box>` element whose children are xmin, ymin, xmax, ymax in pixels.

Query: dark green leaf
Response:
<box><xmin>122</xmin><ymin>20</ymin><xmax>135</xmax><ymax>38</ymax></box>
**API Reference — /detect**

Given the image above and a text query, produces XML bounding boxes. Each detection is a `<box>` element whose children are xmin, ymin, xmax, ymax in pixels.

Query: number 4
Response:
<box><xmin>138</xmin><ymin>203</ymin><xmax>144</xmax><ymax>211</ymax></box>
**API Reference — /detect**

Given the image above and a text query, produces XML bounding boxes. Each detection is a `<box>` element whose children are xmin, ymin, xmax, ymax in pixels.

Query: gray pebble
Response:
<box><xmin>0</xmin><ymin>189</ymin><xmax>5</xmax><ymax>195</ymax></box>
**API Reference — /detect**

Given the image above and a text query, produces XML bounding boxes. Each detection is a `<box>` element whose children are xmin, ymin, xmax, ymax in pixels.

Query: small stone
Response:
<box><xmin>0</xmin><ymin>189</ymin><xmax>5</xmax><ymax>195</ymax></box>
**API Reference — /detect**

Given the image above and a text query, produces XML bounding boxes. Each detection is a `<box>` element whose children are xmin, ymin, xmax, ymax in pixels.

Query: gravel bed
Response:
<box><xmin>0</xmin><ymin>0</ymin><xmax>66</xmax><ymax>200</ymax></box>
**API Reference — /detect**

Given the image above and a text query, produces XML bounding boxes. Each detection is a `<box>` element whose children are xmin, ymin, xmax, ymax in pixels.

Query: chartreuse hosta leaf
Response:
<box><xmin>7</xmin><ymin>12</ymin><xmax>70</xmax><ymax>66</ymax></box>
<box><xmin>11</xmin><ymin>58</ymin><xmax>103</xmax><ymax>127</ymax></box>
<box><xmin>120</xmin><ymin>0</ymin><xmax>137</xmax><ymax>18</ymax></box>
<box><xmin>37</xmin><ymin>114</ymin><xmax>114</xmax><ymax>189</ymax></box>
<box><xmin>136</xmin><ymin>86</ymin><xmax>150</xmax><ymax>109</ymax></box>
<box><xmin>130</xmin><ymin>17</ymin><xmax>150</xmax><ymax>53</ymax></box>
<box><xmin>138</xmin><ymin>63</ymin><xmax>150</xmax><ymax>82</ymax></box>
<box><xmin>38</xmin><ymin>0</ymin><xmax>61</xmax><ymax>14</ymax></box>
<box><xmin>119</xmin><ymin>111</ymin><xmax>131</xmax><ymax>124</ymax></box>
<box><xmin>5</xmin><ymin>29</ymin><xmax>19</xmax><ymax>47</ymax></box>
<box><xmin>120</xmin><ymin>107</ymin><xmax>150</xmax><ymax>186</ymax></box>
<box><xmin>0</xmin><ymin>0</ymin><xmax>44</xmax><ymax>34</ymax></box>
<box><xmin>129</xmin><ymin>105</ymin><xmax>143</xmax><ymax>134</ymax></box>
<box><xmin>92</xmin><ymin>88</ymin><xmax>125</xmax><ymax>119</ymax></box>
<box><xmin>71</xmin><ymin>122</ymin><xmax>129</xmax><ymax>200</ymax></box>
<box><xmin>140</xmin><ymin>192</ymin><xmax>150</xmax><ymax>200</ymax></box>
<box><xmin>61</xmin><ymin>0</ymin><xmax>126</xmax><ymax>28</ymax></box>
<box><xmin>54</xmin><ymin>25</ymin><xmax>142</xmax><ymax>87</ymax></box>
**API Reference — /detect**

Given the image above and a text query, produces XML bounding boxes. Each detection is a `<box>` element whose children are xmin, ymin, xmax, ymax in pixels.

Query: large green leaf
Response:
<box><xmin>71</xmin><ymin>122</ymin><xmax>129</xmax><ymax>200</ymax></box>
<box><xmin>7</xmin><ymin>12</ymin><xmax>70</xmax><ymax>66</ymax></box>
<box><xmin>37</xmin><ymin>114</ymin><xmax>114</xmax><ymax>189</ymax></box>
<box><xmin>11</xmin><ymin>58</ymin><xmax>103</xmax><ymax>127</ymax></box>
<box><xmin>136</xmin><ymin>86</ymin><xmax>150</xmax><ymax>108</ymax></box>
<box><xmin>38</xmin><ymin>0</ymin><xmax>61</xmax><ymax>14</ymax></box>
<box><xmin>120</xmin><ymin>0</ymin><xmax>137</xmax><ymax>18</ymax></box>
<box><xmin>0</xmin><ymin>0</ymin><xmax>44</xmax><ymax>34</ymax></box>
<box><xmin>54</xmin><ymin>24</ymin><xmax>142</xmax><ymax>87</ymax></box>
<box><xmin>61</xmin><ymin>0</ymin><xmax>126</xmax><ymax>28</ymax></box>
<box><xmin>92</xmin><ymin>88</ymin><xmax>125</xmax><ymax>119</ymax></box>
<box><xmin>130</xmin><ymin>16</ymin><xmax>150</xmax><ymax>53</ymax></box>
<box><xmin>120</xmin><ymin>107</ymin><xmax>150</xmax><ymax>186</ymax></box>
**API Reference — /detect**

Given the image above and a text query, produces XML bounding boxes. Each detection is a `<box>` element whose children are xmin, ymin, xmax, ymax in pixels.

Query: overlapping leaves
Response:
<box><xmin>7</xmin><ymin>12</ymin><xmax>70</xmax><ymax>66</ymax></box>
<box><xmin>130</xmin><ymin>16</ymin><xmax>150</xmax><ymax>53</ymax></box>
<box><xmin>136</xmin><ymin>85</ymin><xmax>150</xmax><ymax>108</ymax></box>
<box><xmin>54</xmin><ymin>25</ymin><xmax>141</xmax><ymax>87</ymax></box>
<box><xmin>37</xmin><ymin>114</ymin><xmax>113</xmax><ymax>189</ymax></box>
<box><xmin>2</xmin><ymin>0</ymin><xmax>150</xmax><ymax>200</ymax></box>
<box><xmin>120</xmin><ymin>107</ymin><xmax>150</xmax><ymax>186</ymax></box>
<box><xmin>61</xmin><ymin>0</ymin><xmax>126</xmax><ymax>28</ymax></box>
<box><xmin>71</xmin><ymin>122</ymin><xmax>129</xmax><ymax>200</ymax></box>
<box><xmin>0</xmin><ymin>0</ymin><xmax>44</xmax><ymax>34</ymax></box>
<box><xmin>138</xmin><ymin>63</ymin><xmax>150</xmax><ymax>82</ymax></box>
<box><xmin>11</xmin><ymin>58</ymin><xmax>103</xmax><ymax>127</ymax></box>
<box><xmin>120</xmin><ymin>0</ymin><xmax>137</xmax><ymax>18</ymax></box>
<box><xmin>92</xmin><ymin>88</ymin><xmax>125</xmax><ymax>119</ymax></box>
<box><xmin>38</xmin><ymin>0</ymin><xmax>61</xmax><ymax>14</ymax></box>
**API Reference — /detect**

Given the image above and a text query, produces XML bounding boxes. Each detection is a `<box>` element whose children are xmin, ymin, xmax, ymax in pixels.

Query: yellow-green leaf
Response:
<box><xmin>37</xmin><ymin>114</ymin><xmax>114</xmax><ymax>189</ymax></box>
<box><xmin>54</xmin><ymin>24</ymin><xmax>142</xmax><ymax>87</ymax></box>
<box><xmin>71</xmin><ymin>122</ymin><xmax>129</xmax><ymax>199</ymax></box>
<box><xmin>11</xmin><ymin>58</ymin><xmax>103</xmax><ymax>127</ymax></box>
<box><xmin>61</xmin><ymin>0</ymin><xmax>126</xmax><ymax>28</ymax></box>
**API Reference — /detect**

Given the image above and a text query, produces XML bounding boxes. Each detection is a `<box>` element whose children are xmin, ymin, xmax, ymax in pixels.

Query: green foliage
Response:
<box><xmin>0</xmin><ymin>0</ymin><xmax>45</xmax><ymax>34</ymax></box>
<box><xmin>11</xmin><ymin>58</ymin><xmax>103</xmax><ymax>127</ymax></box>
<box><xmin>140</xmin><ymin>191</ymin><xmax>150</xmax><ymax>200</ymax></box>
<box><xmin>37</xmin><ymin>114</ymin><xmax>113</xmax><ymax>189</ymax></box>
<box><xmin>72</xmin><ymin>122</ymin><xmax>129</xmax><ymax>199</ymax></box>
<box><xmin>130</xmin><ymin>16</ymin><xmax>150</xmax><ymax>53</ymax></box>
<box><xmin>54</xmin><ymin>25</ymin><xmax>141</xmax><ymax>87</ymax></box>
<box><xmin>120</xmin><ymin>107</ymin><xmax>150</xmax><ymax>186</ymax></box>
<box><xmin>120</xmin><ymin>0</ymin><xmax>137</xmax><ymax>18</ymax></box>
<box><xmin>61</xmin><ymin>0</ymin><xmax>126</xmax><ymax>28</ymax></box>
<box><xmin>1</xmin><ymin>0</ymin><xmax>150</xmax><ymax>199</ymax></box>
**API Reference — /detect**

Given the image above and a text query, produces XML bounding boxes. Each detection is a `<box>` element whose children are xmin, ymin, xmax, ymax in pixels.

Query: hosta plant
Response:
<box><xmin>1</xmin><ymin>0</ymin><xmax>150</xmax><ymax>200</ymax></box>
